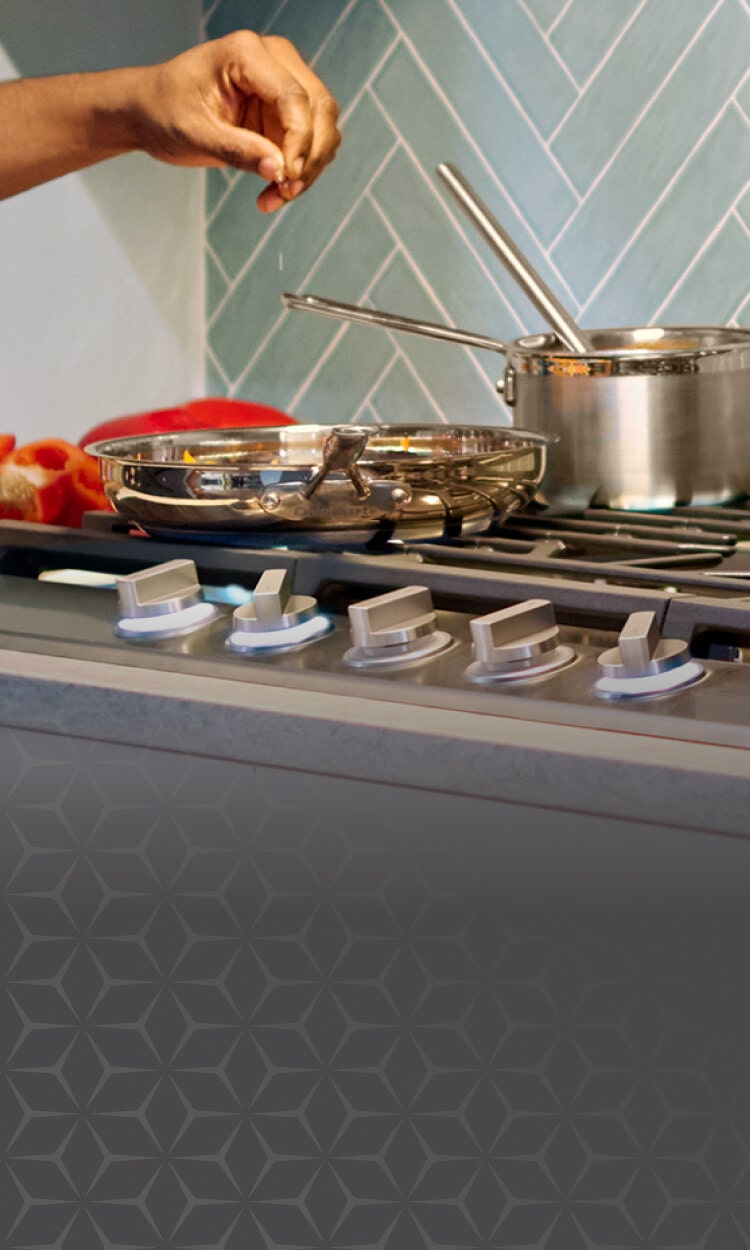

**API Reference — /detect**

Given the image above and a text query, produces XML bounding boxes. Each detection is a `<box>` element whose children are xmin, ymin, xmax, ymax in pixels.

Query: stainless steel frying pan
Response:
<box><xmin>86</xmin><ymin>423</ymin><xmax>554</xmax><ymax>543</ymax></box>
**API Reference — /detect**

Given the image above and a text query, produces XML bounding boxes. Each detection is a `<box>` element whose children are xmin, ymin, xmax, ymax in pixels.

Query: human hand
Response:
<box><xmin>133</xmin><ymin>32</ymin><xmax>341</xmax><ymax>211</ymax></box>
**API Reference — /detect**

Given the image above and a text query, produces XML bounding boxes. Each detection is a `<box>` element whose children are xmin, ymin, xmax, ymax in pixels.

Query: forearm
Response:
<box><xmin>0</xmin><ymin>34</ymin><xmax>340</xmax><ymax>211</ymax></box>
<box><xmin>0</xmin><ymin>69</ymin><xmax>144</xmax><ymax>199</ymax></box>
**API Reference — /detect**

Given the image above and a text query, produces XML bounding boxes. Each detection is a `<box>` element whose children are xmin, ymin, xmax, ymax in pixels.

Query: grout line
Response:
<box><xmin>732</xmin><ymin>66</ymin><xmax>750</xmax><ymax>125</ymax></box>
<box><xmin>367</xmin><ymin>189</ymin><xmax>461</xmax><ymax>323</ymax></box>
<box><xmin>516</xmin><ymin>0</ymin><xmax>581</xmax><ymax>91</ymax></box>
<box><xmin>546</xmin><ymin>0</ymin><xmax>651</xmax><ymax>148</ymax></box>
<box><xmin>548</xmin><ymin>0</ymin><xmax>725</xmax><ymax>252</ymax></box>
<box><xmin>363</xmin><ymin>402</ymin><xmax>383</xmax><ymax>424</ymax></box>
<box><xmin>547</xmin><ymin>0</ymin><xmax>575</xmax><ymax>36</ymax></box>
<box><xmin>309</xmin><ymin>0</ymin><xmax>358</xmax><ymax>67</ymax></box>
<box><xmin>227</xmin><ymin>140</ymin><xmax>400</xmax><ymax>394</ymax></box>
<box><xmin>445</xmin><ymin>0</ymin><xmax>582</xmax><ymax>197</ymax></box>
<box><xmin>207</xmin><ymin>33</ymin><xmax>401</xmax><ymax>330</ymax></box>
<box><xmin>373</xmin><ymin>0</ymin><xmax>582</xmax><ymax>309</ymax></box>
<box><xmin>350</xmin><ymin>351</ymin><xmax>400</xmax><ymax>424</ymax></box>
<box><xmin>205</xmin><ymin>342</ymin><xmax>231</xmax><ymax>390</ymax></box>
<box><xmin>261</xmin><ymin>0</ymin><xmax>291</xmax><ymax>34</ymax></box>
<box><xmin>200</xmin><ymin>0</ymin><xmax>222</xmax><ymax>32</ymax></box>
<box><xmin>649</xmin><ymin>205</ymin><xmax>735</xmax><ymax>323</ymax></box>
<box><xmin>732</xmin><ymin>201</ymin><xmax>750</xmax><ymax>241</ymax></box>
<box><xmin>367</xmin><ymin>189</ymin><xmax>503</xmax><ymax>402</ymax></box>
<box><xmin>378</xmin><ymin>333</ymin><xmax>452</xmax><ymax>423</ymax></box>
<box><xmin>205</xmin><ymin>240</ymin><xmax>231</xmax><ymax>288</ymax></box>
<box><xmin>287</xmin><ymin>243</ymin><xmax>399</xmax><ymax>412</ymax></box>
<box><xmin>578</xmin><ymin>102</ymin><xmax>731</xmax><ymax>317</ymax></box>
<box><xmin>206</xmin><ymin>172</ymin><xmax>241</xmax><ymax>230</ymax></box>
<box><xmin>730</xmin><ymin>293</ymin><xmax>749</xmax><ymax>324</ymax></box>
<box><xmin>286</xmin><ymin>320</ymin><xmax>351</xmax><ymax>412</ymax></box>
<box><xmin>369</xmin><ymin>90</ymin><xmax>545</xmax><ymax>334</ymax></box>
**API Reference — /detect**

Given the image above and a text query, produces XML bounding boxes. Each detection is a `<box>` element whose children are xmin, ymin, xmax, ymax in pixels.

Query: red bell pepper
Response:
<box><xmin>0</xmin><ymin>437</ymin><xmax>109</xmax><ymax>526</ymax></box>
<box><xmin>0</xmin><ymin>459</ymin><xmax>69</xmax><ymax>523</ymax></box>
<box><xmin>57</xmin><ymin>455</ymin><xmax>110</xmax><ymax>527</ymax></box>
<box><xmin>78</xmin><ymin>397</ymin><xmax>296</xmax><ymax>448</ymax></box>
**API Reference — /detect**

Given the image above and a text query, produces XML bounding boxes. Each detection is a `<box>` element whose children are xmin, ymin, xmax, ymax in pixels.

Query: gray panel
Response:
<box><xmin>3</xmin><ymin>726</ymin><xmax>750</xmax><ymax>1249</ymax></box>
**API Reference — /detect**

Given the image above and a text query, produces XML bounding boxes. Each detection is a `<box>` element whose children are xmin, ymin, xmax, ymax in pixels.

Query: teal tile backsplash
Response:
<box><xmin>203</xmin><ymin>0</ymin><xmax>750</xmax><ymax>426</ymax></box>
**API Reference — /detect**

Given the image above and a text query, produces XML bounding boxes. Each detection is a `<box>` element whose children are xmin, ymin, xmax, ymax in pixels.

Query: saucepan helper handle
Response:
<box><xmin>303</xmin><ymin>425</ymin><xmax>371</xmax><ymax>499</ymax></box>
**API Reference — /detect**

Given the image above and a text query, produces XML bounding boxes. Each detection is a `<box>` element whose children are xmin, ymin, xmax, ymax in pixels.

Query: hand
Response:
<box><xmin>134</xmin><ymin>32</ymin><xmax>342</xmax><ymax>211</ymax></box>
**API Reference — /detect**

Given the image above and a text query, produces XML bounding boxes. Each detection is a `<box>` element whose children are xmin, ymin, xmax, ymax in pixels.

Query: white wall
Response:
<box><xmin>0</xmin><ymin>1</ymin><xmax>204</xmax><ymax>442</ymax></box>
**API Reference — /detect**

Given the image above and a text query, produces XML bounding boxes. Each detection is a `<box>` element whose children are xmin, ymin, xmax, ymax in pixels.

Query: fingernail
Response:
<box><xmin>280</xmin><ymin>179</ymin><xmax>305</xmax><ymax>199</ymax></box>
<box><xmin>292</xmin><ymin>157</ymin><xmax>305</xmax><ymax>177</ymax></box>
<box><xmin>258</xmin><ymin>156</ymin><xmax>285</xmax><ymax>183</ymax></box>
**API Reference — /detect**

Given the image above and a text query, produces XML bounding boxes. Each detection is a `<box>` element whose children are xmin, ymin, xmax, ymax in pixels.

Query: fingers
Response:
<box><xmin>142</xmin><ymin>32</ymin><xmax>341</xmax><ymax>213</ymax></box>
<box><xmin>261</xmin><ymin>36</ymin><xmax>341</xmax><ymax>189</ymax></box>
<box><xmin>224</xmin><ymin>31</ymin><xmax>314</xmax><ymax>181</ymax></box>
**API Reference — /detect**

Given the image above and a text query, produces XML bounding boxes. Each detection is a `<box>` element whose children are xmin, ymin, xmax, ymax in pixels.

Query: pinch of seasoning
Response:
<box><xmin>182</xmin><ymin>450</ymin><xmax>196</xmax><ymax>463</ymax></box>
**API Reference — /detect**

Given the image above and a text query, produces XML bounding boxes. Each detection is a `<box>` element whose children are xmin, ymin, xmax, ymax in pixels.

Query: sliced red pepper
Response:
<box><xmin>7</xmin><ymin>437</ymin><xmax>89</xmax><ymax>472</ymax></box>
<box><xmin>0</xmin><ymin>438</ymin><xmax>111</xmax><ymax>526</ymax></box>
<box><xmin>57</xmin><ymin>458</ymin><xmax>111</xmax><ymax>527</ymax></box>
<box><xmin>78</xmin><ymin>398</ymin><xmax>296</xmax><ymax>449</ymax></box>
<box><xmin>0</xmin><ymin>434</ymin><xmax>16</xmax><ymax>460</ymax></box>
<box><xmin>0</xmin><ymin>461</ymin><xmax>68</xmax><ymax>523</ymax></box>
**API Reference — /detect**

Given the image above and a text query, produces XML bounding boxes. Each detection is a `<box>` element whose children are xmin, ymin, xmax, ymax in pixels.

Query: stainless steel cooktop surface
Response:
<box><xmin>1</xmin><ymin>503</ymin><xmax>750</xmax><ymax>747</ymax></box>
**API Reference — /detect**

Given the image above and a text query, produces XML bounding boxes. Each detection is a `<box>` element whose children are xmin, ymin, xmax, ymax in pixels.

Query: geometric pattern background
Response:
<box><xmin>5</xmin><ymin>725</ymin><xmax>750</xmax><ymax>1249</ymax></box>
<box><xmin>203</xmin><ymin>0</ymin><xmax>750</xmax><ymax>427</ymax></box>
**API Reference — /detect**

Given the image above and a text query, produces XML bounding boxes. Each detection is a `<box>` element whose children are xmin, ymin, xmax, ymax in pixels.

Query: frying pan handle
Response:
<box><xmin>283</xmin><ymin>292</ymin><xmax>510</xmax><ymax>356</ymax></box>
<box><xmin>303</xmin><ymin>425</ymin><xmax>371</xmax><ymax>499</ymax></box>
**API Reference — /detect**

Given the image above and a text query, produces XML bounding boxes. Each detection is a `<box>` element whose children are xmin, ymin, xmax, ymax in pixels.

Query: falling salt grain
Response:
<box><xmin>279</xmin><ymin>252</ymin><xmax>284</xmax><ymax>272</ymax></box>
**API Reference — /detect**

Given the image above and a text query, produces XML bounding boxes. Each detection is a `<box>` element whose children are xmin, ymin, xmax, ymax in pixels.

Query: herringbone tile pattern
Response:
<box><xmin>203</xmin><ymin>0</ymin><xmax>750</xmax><ymax>426</ymax></box>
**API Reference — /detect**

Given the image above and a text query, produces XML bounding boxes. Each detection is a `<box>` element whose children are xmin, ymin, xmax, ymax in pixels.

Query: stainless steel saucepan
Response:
<box><xmin>86</xmin><ymin>423</ymin><xmax>553</xmax><ymax>542</ymax></box>
<box><xmin>283</xmin><ymin>295</ymin><xmax>750</xmax><ymax>510</ymax></box>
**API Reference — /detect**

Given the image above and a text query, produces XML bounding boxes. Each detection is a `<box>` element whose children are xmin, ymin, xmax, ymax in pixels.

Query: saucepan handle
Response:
<box><xmin>436</xmin><ymin>163</ymin><xmax>594</xmax><ymax>356</ymax></box>
<box><xmin>283</xmin><ymin>292</ymin><xmax>510</xmax><ymax>356</ymax></box>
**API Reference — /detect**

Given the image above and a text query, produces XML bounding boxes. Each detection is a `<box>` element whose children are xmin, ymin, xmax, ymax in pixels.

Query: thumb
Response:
<box><xmin>205</xmin><ymin>120</ymin><xmax>285</xmax><ymax>180</ymax></box>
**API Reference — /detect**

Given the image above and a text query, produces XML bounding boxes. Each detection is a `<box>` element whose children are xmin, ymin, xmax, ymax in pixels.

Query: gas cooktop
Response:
<box><xmin>1</xmin><ymin>502</ymin><xmax>750</xmax><ymax>751</ymax></box>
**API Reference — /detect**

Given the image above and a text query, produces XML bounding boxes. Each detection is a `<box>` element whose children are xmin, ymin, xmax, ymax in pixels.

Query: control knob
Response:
<box><xmin>226</xmin><ymin>568</ymin><xmax>331</xmax><ymax>653</ymax></box>
<box><xmin>466</xmin><ymin>598</ymin><xmax>575</xmax><ymax>682</ymax></box>
<box><xmin>115</xmin><ymin>560</ymin><xmax>220</xmax><ymax>640</ymax></box>
<box><xmin>594</xmin><ymin>611</ymin><xmax>703</xmax><ymax>699</ymax></box>
<box><xmin>344</xmin><ymin>586</ymin><xmax>452</xmax><ymax>668</ymax></box>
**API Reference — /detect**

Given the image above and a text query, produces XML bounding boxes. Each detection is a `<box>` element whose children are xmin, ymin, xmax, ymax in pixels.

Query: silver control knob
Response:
<box><xmin>226</xmin><ymin>568</ymin><xmax>331</xmax><ymax>653</ymax></box>
<box><xmin>115</xmin><ymin>560</ymin><xmax>220</xmax><ymax>640</ymax></box>
<box><xmin>595</xmin><ymin>611</ymin><xmax>703</xmax><ymax>699</ymax></box>
<box><xmin>466</xmin><ymin>598</ymin><xmax>575</xmax><ymax>682</ymax></box>
<box><xmin>344</xmin><ymin>586</ymin><xmax>452</xmax><ymax>668</ymax></box>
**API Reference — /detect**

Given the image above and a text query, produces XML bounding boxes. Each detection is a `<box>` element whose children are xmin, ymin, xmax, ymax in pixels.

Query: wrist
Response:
<box><xmin>83</xmin><ymin>66</ymin><xmax>152</xmax><ymax>159</ymax></box>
